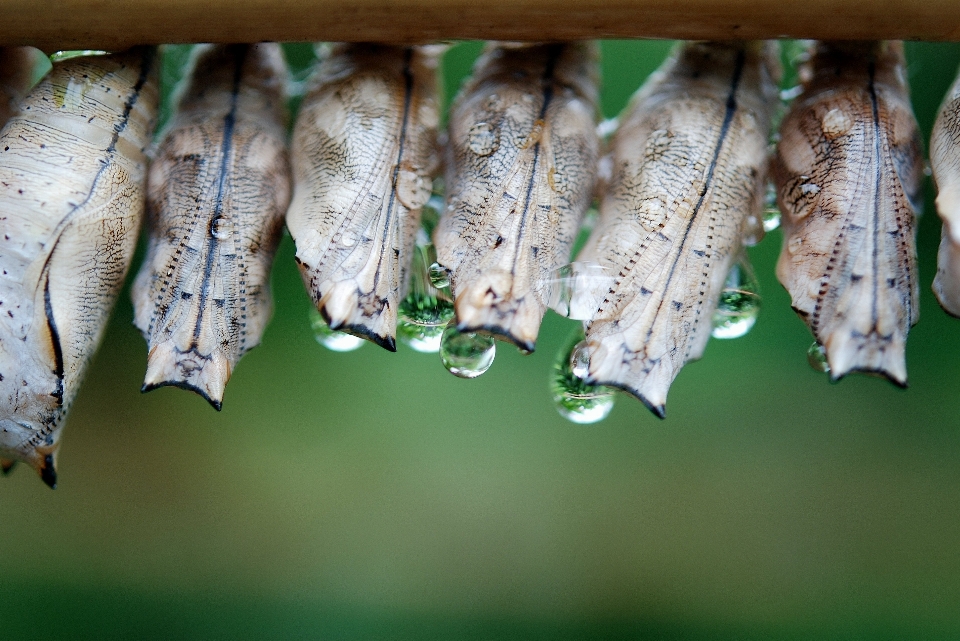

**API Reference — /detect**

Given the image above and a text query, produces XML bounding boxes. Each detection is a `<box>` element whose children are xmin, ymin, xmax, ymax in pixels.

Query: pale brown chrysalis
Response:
<box><xmin>286</xmin><ymin>44</ymin><xmax>441</xmax><ymax>351</ymax></box>
<box><xmin>0</xmin><ymin>47</ymin><xmax>47</xmax><ymax>127</ymax></box>
<box><xmin>0</xmin><ymin>48</ymin><xmax>159</xmax><ymax>487</ymax></box>
<box><xmin>577</xmin><ymin>41</ymin><xmax>779</xmax><ymax>417</ymax></box>
<box><xmin>434</xmin><ymin>42</ymin><xmax>599</xmax><ymax>353</ymax></box>
<box><xmin>931</xmin><ymin>64</ymin><xmax>960</xmax><ymax>317</ymax></box>
<box><xmin>773</xmin><ymin>41</ymin><xmax>923</xmax><ymax>386</ymax></box>
<box><xmin>132</xmin><ymin>44</ymin><xmax>291</xmax><ymax>410</ymax></box>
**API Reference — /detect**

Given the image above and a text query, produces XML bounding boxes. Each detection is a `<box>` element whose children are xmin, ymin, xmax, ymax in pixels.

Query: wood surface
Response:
<box><xmin>3</xmin><ymin>0</ymin><xmax>960</xmax><ymax>52</ymax></box>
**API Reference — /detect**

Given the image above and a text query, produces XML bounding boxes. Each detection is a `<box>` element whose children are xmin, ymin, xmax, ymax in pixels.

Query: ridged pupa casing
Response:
<box><xmin>286</xmin><ymin>44</ymin><xmax>442</xmax><ymax>351</ymax></box>
<box><xmin>578</xmin><ymin>41</ymin><xmax>779</xmax><ymax>417</ymax></box>
<box><xmin>773</xmin><ymin>41</ymin><xmax>923</xmax><ymax>386</ymax></box>
<box><xmin>931</xmin><ymin>63</ymin><xmax>960</xmax><ymax>317</ymax></box>
<box><xmin>434</xmin><ymin>42</ymin><xmax>599</xmax><ymax>353</ymax></box>
<box><xmin>0</xmin><ymin>48</ymin><xmax>159</xmax><ymax>486</ymax></box>
<box><xmin>132</xmin><ymin>44</ymin><xmax>291</xmax><ymax>410</ymax></box>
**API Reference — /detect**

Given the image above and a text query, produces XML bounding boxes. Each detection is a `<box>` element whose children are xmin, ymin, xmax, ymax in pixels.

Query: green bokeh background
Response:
<box><xmin>3</xmin><ymin>40</ymin><xmax>960</xmax><ymax>639</ymax></box>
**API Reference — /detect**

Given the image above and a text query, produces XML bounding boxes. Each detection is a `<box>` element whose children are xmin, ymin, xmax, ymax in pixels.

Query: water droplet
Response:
<box><xmin>428</xmin><ymin>262</ymin><xmax>450</xmax><ymax>289</ymax></box>
<box><xmin>468</xmin><ymin>122</ymin><xmax>499</xmax><ymax>156</ymax></box>
<box><xmin>396</xmin><ymin>169</ymin><xmax>432</xmax><ymax>209</ymax></box>
<box><xmin>211</xmin><ymin>217</ymin><xmax>231</xmax><ymax>240</ymax></box>
<box><xmin>763</xmin><ymin>182</ymin><xmax>781</xmax><ymax>232</ymax></box>
<box><xmin>439</xmin><ymin>323</ymin><xmax>495</xmax><ymax>378</ymax></box>
<box><xmin>712</xmin><ymin>255</ymin><xmax>761</xmax><ymax>339</ymax></box>
<box><xmin>800</xmin><ymin>183</ymin><xmax>820</xmax><ymax>196</ymax></box>
<box><xmin>821</xmin><ymin>107</ymin><xmax>852</xmax><ymax>138</ymax></box>
<box><xmin>309</xmin><ymin>308</ymin><xmax>364</xmax><ymax>352</ymax></box>
<box><xmin>541</xmin><ymin>261</ymin><xmax>614</xmax><ymax>321</ymax></box>
<box><xmin>807</xmin><ymin>341</ymin><xmax>830</xmax><ymax>373</ymax></box>
<box><xmin>551</xmin><ymin>330</ymin><xmax>615</xmax><ymax>424</ymax></box>
<box><xmin>398</xmin><ymin>293</ymin><xmax>454</xmax><ymax>353</ymax></box>
<box><xmin>340</xmin><ymin>230</ymin><xmax>359</xmax><ymax>247</ymax></box>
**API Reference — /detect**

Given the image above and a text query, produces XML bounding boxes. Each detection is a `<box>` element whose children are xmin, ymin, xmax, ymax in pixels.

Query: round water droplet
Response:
<box><xmin>398</xmin><ymin>293</ymin><xmax>455</xmax><ymax>353</ymax></box>
<box><xmin>428</xmin><ymin>262</ymin><xmax>450</xmax><ymax>289</ymax></box>
<box><xmin>763</xmin><ymin>207</ymin><xmax>781</xmax><ymax>232</ymax></box>
<box><xmin>551</xmin><ymin>330</ymin><xmax>615</xmax><ymax>424</ymax></box>
<box><xmin>807</xmin><ymin>341</ymin><xmax>830</xmax><ymax>373</ymax></box>
<box><xmin>340</xmin><ymin>230</ymin><xmax>358</xmax><ymax>247</ymax></box>
<box><xmin>211</xmin><ymin>217</ymin><xmax>231</xmax><ymax>240</ymax></box>
<box><xmin>439</xmin><ymin>324</ymin><xmax>495</xmax><ymax>378</ymax></box>
<box><xmin>468</xmin><ymin>122</ymin><xmax>499</xmax><ymax>156</ymax></box>
<box><xmin>712</xmin><ymin>258</ymin><xmax>761</xmax><ymax>339</ymax></box>
<box><xmin>309</xmin><ymin>308</ymin><xmax>364</xmax><ymax>352</ymax></box>
<box><xmin>396</xmin><ymin>169</ymin><xmax>432</xmax><ymax>209</ymax></box>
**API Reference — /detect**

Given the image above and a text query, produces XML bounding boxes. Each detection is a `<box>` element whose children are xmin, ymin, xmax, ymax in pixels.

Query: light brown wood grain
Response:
<box><xmin>2</xmin><ymin>0</ymin><xmax>960</xmax><ymax>51</ymax></box>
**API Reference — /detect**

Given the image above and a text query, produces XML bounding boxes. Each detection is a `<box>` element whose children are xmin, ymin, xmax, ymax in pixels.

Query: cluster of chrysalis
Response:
<box><xmin>0</xmin><ymin>39</ymin><xmax>954</xmax><ymax>487</ymax></box>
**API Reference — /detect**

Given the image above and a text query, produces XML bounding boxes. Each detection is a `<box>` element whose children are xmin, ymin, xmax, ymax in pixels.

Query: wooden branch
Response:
<box><xmin>3</xmin><ymin>0</ymin><xmax>960</xmax><ymax>52</ymax></box>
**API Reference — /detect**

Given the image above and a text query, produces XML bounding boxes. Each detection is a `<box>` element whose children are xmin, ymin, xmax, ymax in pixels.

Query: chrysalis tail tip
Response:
<box><xmin>39</xmin><ymin>454</ymin><xmax>57</xmax><ymax>489</ymax></box>
<box><xmin>141</xmin><ymin>380</ymin><xmax>224</xmax><ymax>411</ymax></box>
<box><xmin>319</xmin><ymin>304</ymin><xmax>397</xmax><ymax>352</ymax></box>
<box><xmin>1</xmin><ymin>458</ymin><xmax>16</xmax><ymax>475</ymax></box>
<box><xmin>829</xmin><ymin>367</ymin><xmax>908</xmax><ymax>390</ymax></box>
<box><xmin>455</xmin><ymin>322</ymin><xmax>537</xmax><ymax>355</ymax></box>
<box><xmin>596</xmin><ymin>380</ymin><xmax>666</xmax><ymax>419</ymax></box>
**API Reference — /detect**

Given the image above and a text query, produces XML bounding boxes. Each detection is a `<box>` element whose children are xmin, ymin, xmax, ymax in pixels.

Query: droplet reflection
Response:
<box><xmin>309</xmin><ymin>308</ymin><xmax>364</xmax><ymax>352</ymax></box>
<box><xmin>551</xmin><ymin>329</ymin><xmax>615</xmax><ymax>424</ymax></box>
<box><xmin>439</xmin><ymin>323</ymin><xmax>496</xmax><ymax>378</ymax></box>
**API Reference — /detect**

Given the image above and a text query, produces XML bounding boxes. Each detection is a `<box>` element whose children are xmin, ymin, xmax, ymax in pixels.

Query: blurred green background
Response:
<box><xmin>3</xmin><ymin>40</ymin><xmax>960</xmax><ymax>640</ymax></box>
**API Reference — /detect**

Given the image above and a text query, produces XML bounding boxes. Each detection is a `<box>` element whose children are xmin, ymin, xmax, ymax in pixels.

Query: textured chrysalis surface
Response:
<box><xmin>931</xmin><ymin>64</ymin><xmax>960</xmax><ymax>317</ymax></box>
<box><xmin>773</xmin><ymin>41</ymin><xmax>923</xmax><ymax>386</ymax></box>
<box><xmin>132</xmin><ymin>44</ymin><xmax>291</xmax><ymax>410</ymax></box>
<box><xmin>0</xmin><ymin>47</ymin><xmax>47</xmax><ymax>128</ymax></box>
<box><xmin>0</xmin><ymin>48</ymin><xmax>159</xmax><ymax>487</ymax></box>
<box><xmin>578</xmin><ymin>41</ymin><xmax>779</xmax><ymax>417</ymax></box>
<box><xmin>435</xmin><ymin>42</ymin><xmax>599</xmax><ymax>353</ymax></box>
<box><xmin>286</xmin><ymin>44</ymin><xmax>441</xmax><ymax>351</ymax></box>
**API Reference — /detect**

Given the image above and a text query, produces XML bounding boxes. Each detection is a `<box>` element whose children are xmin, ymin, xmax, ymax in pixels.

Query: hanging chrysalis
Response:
<box><xmin>0</xmin><ymin>47</ymin><xmax>47</xmax><ymax>127</ymax></box>
<box><xmin>132</xmin><ymin>44</ymin><xmax>291</xmax><ymax>410</ymax></box>
<box><xmin>286</xmin><ymin>44</ymin><xmax>442</xmax><ymax>351</ymax></box>
<box><xmin>773</xmin><ymin>41</ymin><xmax>923</xmax><ymax>386</ymax></box>
<box><xmin>434</xmin><ymin>42</ymin><xmax>600</xmax><ymax>354</ymax></box>
<box><xmin>931</xmin><ymin>63</ymin><xmax>960</xmax><ymax>317</ymax></box>
<box><xmin>577</xmin><ymin>41</ymin><xmax>779</xmax><ymax>418</ymax></box>
<box><xmin>0</xmin><ymin>48</ymin><xmax>159</xmax><ymax>487</ymax></box>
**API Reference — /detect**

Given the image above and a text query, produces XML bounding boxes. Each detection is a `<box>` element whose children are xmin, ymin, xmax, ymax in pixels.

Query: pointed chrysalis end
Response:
<box><xmin>1</xmin><ymin>458</ymin><xmax>16</xmax><ymax>475</ymax></box>
<box><xmin>143</xmin><ymin>343</ymin><xmax>229</xmax><ymax>411</ymax></box>
<box><xmin>454</xmin><ymin>286</ymin><xmax>542</xmax><ymax>355</ymax></box>
<box><xmin>38</xmin><ymin>453</ymin><xmax>57</xmax><ymax>489</ymax></box>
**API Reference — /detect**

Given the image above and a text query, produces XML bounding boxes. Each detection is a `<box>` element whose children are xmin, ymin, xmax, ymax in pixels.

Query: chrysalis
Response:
<box><xmin>931</xmin><ymin>63</ymin><xmax>960</xmax><ymax>317</ymax></box>
<box><xmin>132</xmin><ymin>44</ymin><xmax>291</xmax><ymax>410</ymax></box>
<box><xmin>773</xmin><ymin>41</ymin><xmax>923</xmax><ymax>386</ymax></box>
<box><xmin>0</xmin><ymin>48</ymin><xmax>159</xmax><ymax>487</ymax></box>
<box><xmin>434</xmin><ymin>42</ymin><xmax>599</xmax><ymax>353</ymax></box>
<box><xmin>286</xmin><ymin>44</ymin><xmax>442</xmax><ymax>351</ymax></box>
<box><xmin>0</xmin><ymin>47</ymin><xmax>47</xmax><ymax>127</ymax></box>
<box><xmin>577</xmin><ymin>41</ymin><xmax>779</xmax><ymax>417</ymax></box>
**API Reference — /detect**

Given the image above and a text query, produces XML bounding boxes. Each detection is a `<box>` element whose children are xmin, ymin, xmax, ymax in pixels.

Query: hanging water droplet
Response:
<box><xmin>712</xmin><ymin>255</ymin><xmax>761</xmax><ymax>339</ymax></box>
<box><xmin>210</xmin><ymin>217</ymin><xmax>231</xmax><ymax>240</ymax></box>
<box><xmin>309</xmin><ymin>308</ymin><xmax>364</xmax><ymax>352</ymax></box>
<box><xmin>439</xmin><ymin>323</ymin><xmax>495</xmax><ymax>378</ymax></box>
<box><xmin>340</xmin><ymin>230</ymin><xmax>359</xmax><ymax>247</ymax></box>
<box><xmin>551</xmin><ymin>330</ymin><xmax>615</xmax><ymax>424</ymax></box>
<box><xmin>807</xmin><ymin>341</ymin><xmax>830</xmax><ymax>373</ymax></box>
<box><xmin>428</xmin><ymin>262</ymin><xmax>450</xmax><ymax>289</ymax></box>
<box><xmin>541</xmin><ymin>261</ymin><xmax>615</xmax><ymax>321</ymax></box>
<box><xmin>398</xmin><ymin>292</ymin><xmax>455</xmax><ymax>353</ymax></box>
<box><xmin>467</xmin><ymin>122</ymin><xmax>499</xmax><ymax>156</ymax></box>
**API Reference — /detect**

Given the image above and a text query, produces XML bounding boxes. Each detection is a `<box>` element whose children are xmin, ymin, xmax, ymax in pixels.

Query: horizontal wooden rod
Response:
<box><xmin>4</xmin><ymin>0</ymin><xmax>960</xmax><ymax>52</ymax></box>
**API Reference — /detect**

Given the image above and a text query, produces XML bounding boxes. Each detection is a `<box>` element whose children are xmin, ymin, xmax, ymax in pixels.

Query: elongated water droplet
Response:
<box><xmin>210</xmin><ymin>217</ymin><xmax>231</xmax><ymax>240</ymax></box>
<box><xmin>309</xmin><ymin>308</ymin><xmax>364</xmax><ymax>352</ymax></box>
<box><xmin>807</xmin><ymin>341</ymin><xmax>830</xmax><ymax>373</ymax></box>
<box><xmin>551</xmin><ymin>330</ymin><xmax>615</xmax><ymax>424</ymax></box>
<box><xmin>712</xmin><ymin>255</ymin><xmax>761</xmax><ymax>339</ymax></box>
<box><xmin>763</xmin><ymin>182</ymin><xmax>781</xmax><ymax>232</ymax></box>
<box><xmin>541</xmin><ymin>261</ymin><xmax>614</xmax><ymax>321</ymax></box>
<box><xmin>439</xmin><ymin>323</ymin><xmax>495</xmax><ymax>378</ymax></box>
